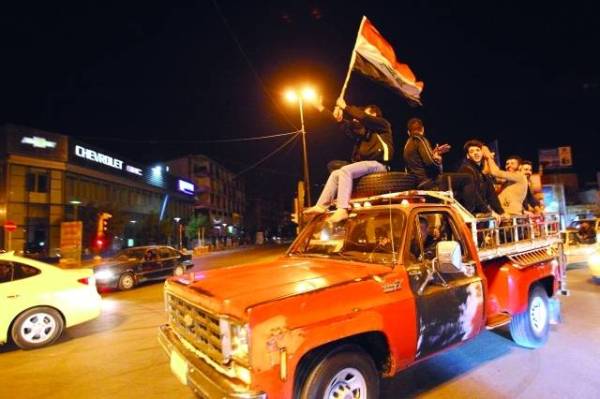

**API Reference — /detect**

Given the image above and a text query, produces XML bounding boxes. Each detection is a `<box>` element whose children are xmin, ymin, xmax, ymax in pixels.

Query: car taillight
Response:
<box><xmin>78</xmin><ymin>276</ymin><xmax>96</xmax><ymax>286</ymax></box>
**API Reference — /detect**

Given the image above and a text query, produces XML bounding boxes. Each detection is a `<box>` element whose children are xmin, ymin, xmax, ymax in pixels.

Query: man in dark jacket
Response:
<box><xmin>403</xmin><ymin>118</ymin><xmax>449</xmax><ymax>189</ymax></box>
<box><xmin>457</xmin><ymin>139</ymin><xmax>505</xmax><ymax>220</ymax></box>
<box><xmin>304</xmin><ymin>97</ymin><xmax>393</xmax><ymax>223</ymax></box>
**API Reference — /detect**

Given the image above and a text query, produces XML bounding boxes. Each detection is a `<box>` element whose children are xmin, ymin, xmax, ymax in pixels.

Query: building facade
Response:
<box><xmin>0</xmin><ymin>124</ymin><xmax>195</xmax><ymax>254</ymax></box>
<box><xmin>166</xmin><ymin>155</ymin><xmax>244</xmax><ymax>237</ymax></box>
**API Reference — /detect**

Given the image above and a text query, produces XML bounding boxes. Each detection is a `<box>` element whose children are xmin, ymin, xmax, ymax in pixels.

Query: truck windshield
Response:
<box><xmin>290</xmin><ymin>208</ymin><xmax>403</xmax><ymax>265</ymax></box>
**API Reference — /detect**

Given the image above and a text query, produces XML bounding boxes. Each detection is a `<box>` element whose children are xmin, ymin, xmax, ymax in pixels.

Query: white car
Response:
<box><xmin>0</xmin><ymin>252</ymin><xmax>102</xmax><ymax>349</ymax></box>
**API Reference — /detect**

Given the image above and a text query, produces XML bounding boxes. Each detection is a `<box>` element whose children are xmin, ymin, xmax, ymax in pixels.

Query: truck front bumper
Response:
<box><xmin>158</xmin><ymin>324</ymin><xmax>267</xmax><ymax>399</ymax></box>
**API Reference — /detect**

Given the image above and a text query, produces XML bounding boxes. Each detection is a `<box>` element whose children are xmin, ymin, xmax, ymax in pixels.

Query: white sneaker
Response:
<box><xmin>303</xmin><ymin>205</ymin><xmax>327</xmax><ymax>215</ymax></box>
<box><xmin>327</xmin><ymin>208</ymin><xmax>348</xmax><ymax>223</ymax></box>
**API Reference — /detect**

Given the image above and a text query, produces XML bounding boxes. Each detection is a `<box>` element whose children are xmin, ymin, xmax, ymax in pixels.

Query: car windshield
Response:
<box><xmin>290</xmin><ymin>208</ymin><xmax>403</xmax><ymax>265</ymax></box>
<box><xmin>114</xmin><ymin>248</ymin><xmax>146</xmax><ymax>260</ymax></box>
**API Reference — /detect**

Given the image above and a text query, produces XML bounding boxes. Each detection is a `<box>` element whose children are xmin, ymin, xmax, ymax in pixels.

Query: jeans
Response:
<box><xmin>316</xmin><ymin>160</ymin><xmax>387</xmax><ymax>209</ymax></box>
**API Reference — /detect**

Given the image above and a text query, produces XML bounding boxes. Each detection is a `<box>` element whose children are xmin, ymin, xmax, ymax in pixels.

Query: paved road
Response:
<box><xmin>1</xmin><ymin>247</ymin><xmax>599</xmax><ymax>398</ymax></box>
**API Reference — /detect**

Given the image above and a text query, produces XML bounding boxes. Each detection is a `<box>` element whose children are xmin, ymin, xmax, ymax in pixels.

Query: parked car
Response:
<box><xmin>0</xmin><ymin>252</ymin><xmax>101</xmax><ymax>349</ymax></box>
<box><xmin>93</xmin><ymin>246</ymin><xmax>193</xmax><ymax>290</ymax></box>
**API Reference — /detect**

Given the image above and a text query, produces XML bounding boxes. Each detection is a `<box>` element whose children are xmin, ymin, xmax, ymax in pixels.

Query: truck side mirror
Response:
<box><xmin>435</xmin><ymin>241</ymin><xmax>463</xmax><ymax>273</ymax></box>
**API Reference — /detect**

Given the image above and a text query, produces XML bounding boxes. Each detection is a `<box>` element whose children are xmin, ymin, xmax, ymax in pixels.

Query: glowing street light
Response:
<box><xmin>284</xmin><ymin>85</ymin><xmax>318</xmax><ymax>206</ymax></box>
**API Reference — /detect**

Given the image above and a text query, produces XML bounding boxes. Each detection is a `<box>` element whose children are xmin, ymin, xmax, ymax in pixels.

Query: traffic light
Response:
<box><xmin>97</xmin><ymin>212</ymin><xmax>112</xmax><ymax>237</ymax></box>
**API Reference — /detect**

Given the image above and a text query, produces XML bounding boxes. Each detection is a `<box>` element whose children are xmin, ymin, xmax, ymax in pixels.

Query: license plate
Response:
<box><xmin>170</xmin><ymin>350</ymin><xmax>189</xmax><ymax>385</ymax></box>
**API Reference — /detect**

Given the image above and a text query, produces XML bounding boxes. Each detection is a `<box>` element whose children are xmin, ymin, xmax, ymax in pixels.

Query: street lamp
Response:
<box><xmin>284</xmin><ymin>86</ymin><xmax>318</xmax><ymax>206</ymax></box>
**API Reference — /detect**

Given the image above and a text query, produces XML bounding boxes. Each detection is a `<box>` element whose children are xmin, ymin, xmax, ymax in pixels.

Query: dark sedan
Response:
<box><xmin>93</xmin><ymin>246</ymin><xmax>193</xmax><ymax>290</ymax></box>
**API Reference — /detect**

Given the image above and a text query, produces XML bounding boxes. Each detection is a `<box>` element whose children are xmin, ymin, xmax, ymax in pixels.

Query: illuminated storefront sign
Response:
<box><xmin>177</xmin><ymin>180</ymin><xmax>195</xmax><ymax>195</ymax></box>
<box><xmin>73</xmin><ymin>145</ymin><xmax>143</xmax><ymax>176</ymax></box>
<box><xmin>21</xmin><ymin>136</ymin><xmax>57</xmax><ymax>149</ymax></box>
<box><xmin>75</xmin><ymin>145</ymin><xmax>123</xmax><ymax>170</ymax></box>
<box><xmin>126</xmin><ymin>165</ymin><xmax>143</xmax><ymax>176</ymax></box>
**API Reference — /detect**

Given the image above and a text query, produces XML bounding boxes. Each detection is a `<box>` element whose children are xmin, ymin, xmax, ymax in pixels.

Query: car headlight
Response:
<box><xmin>219</xmin><ymin>318</ymin><xmax>250</xmax><ymax>364</ymax></box>
<box><xmin>95</xmin><ymin>270</ymin><xmax>114</xmax><ymax>280</ymax></box>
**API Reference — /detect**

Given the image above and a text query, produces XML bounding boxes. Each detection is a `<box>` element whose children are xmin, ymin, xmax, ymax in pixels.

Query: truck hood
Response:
<box><xmin>171</xmin><ymin>256</ymin><xmax>390</xmax><ymax>318</ymax></box>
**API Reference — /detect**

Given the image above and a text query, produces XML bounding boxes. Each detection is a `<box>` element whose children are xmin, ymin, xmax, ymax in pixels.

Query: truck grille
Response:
<box><xmin>167</xmin><ymin>294</ymin><xmax>224</xmax><ymax>364</ymax></box>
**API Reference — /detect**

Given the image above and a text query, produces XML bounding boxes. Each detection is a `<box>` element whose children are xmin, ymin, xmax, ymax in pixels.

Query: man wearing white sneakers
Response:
<box><xmin>304</xmin><ymin>97</ymin><xmax>394</xmax><ymax>223</ymax></box>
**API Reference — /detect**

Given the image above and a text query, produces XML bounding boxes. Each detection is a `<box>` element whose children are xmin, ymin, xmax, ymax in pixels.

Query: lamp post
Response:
<box><xmin>285</xmin><ymin>86</ymin><xmax>317</xmax><ymax>207</ymax></box>
<box><xmin>173</xmin><ymin>217</ymin><xmax>182</xmax><ymax>249</ymax></box>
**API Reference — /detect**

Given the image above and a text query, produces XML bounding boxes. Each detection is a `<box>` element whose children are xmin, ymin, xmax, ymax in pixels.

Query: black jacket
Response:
<box><xmin>457</xmin><ymin>159</ymin><xmax>504</xmax><ymax>214</ymax></box>
<box><xmin>403</xmin><ymin>134</ymin><xmax>442</xmax><ymax>184</ymax></box>
<box><xmin>340</xmin><ymin>105</ymin><xmax>394</xmax><ymax>164</ymax></box>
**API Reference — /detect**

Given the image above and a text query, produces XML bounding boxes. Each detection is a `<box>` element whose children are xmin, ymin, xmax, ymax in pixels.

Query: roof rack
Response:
<box><xmin>349</xmin><ymin>190</ymin><xmax>477</xmax><ymax>223</ymax></box>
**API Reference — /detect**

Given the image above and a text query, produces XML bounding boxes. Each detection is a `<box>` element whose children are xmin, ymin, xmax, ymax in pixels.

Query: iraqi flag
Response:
<box><xmin>343</xmin><ymin>16</ymin><xmax>424</xmax><ymax>105</ymax></box>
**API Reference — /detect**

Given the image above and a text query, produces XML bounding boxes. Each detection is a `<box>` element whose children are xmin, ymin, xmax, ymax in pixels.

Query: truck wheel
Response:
<box><xmin>118</xmin><ymin>272</ymin><xmax>135</xmax><ymax>290</ymax></box>
<box><xmin>510</xmin><ymin>285</ymin><xmax>550</xmax><ymax>348</ymax></box>
<box><xmin>298</xmin><ymin>345</ymin><xmax>379</xmax><ymax>399</ymax></box>
<box><xmin>352</xmin><ymin>172</ymin><xmax>416</xmax><ymax>198</ymax></box>
<box><xmin>11</xmin><ymin>307</ymin><xmax>64</xmax><ymax>349</ymax></box>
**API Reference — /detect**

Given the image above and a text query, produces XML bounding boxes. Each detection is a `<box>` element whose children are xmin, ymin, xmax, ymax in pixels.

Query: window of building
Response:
<box><xmin>26</xmin><ymin>170</ymin><xmax>49</xmax><ymax>193</ymax></box>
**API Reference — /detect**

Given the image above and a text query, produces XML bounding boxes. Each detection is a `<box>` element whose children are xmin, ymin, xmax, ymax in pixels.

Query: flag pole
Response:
<box><xmin>338</xmin><ymin>16</ymin><xmax>367</xmax><ymax>102</ymax></box>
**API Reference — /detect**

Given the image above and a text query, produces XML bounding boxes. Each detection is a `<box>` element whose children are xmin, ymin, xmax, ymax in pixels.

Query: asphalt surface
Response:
<box><xmin>1</xmin><ymin>246</ymin><xmax>599</xmax><ymax>399</ymax></box>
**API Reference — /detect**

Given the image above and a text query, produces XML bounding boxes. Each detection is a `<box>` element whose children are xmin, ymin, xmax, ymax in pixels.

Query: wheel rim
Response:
<box><xmin>174</xmin><ymin>266</ymin><xmax>184</xmax><ymax>276</ymax></box>
<box><xmin>529</xmin><ymin>295</ymin><xmax>548</xmax><ymax>335</ymax></box>
<box><xmin>324</xmin><ymin>367</ymin><xmax>367</xmax><ymax>399</ymax></box>
<box><xmin>120</xmin><ymin>274</ymin><xmax>134</xmax><ymax>289</ymax></box>
<box><xmin>20</xmin><ymin>313</ymin><xmax>57</xmax><ymax>344</ymax></box>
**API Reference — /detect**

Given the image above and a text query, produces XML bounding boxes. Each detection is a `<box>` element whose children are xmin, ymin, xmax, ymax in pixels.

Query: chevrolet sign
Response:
<box><xmin>21</xmin><ymin>136</ymin><xmax>57</xmax><ymax>149</ymax></box>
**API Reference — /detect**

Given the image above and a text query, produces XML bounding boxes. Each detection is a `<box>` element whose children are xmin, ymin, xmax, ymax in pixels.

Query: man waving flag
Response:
<box><xmin>340</xmin><ymin>16</ymin><xmax>424</xmax><ymax>105</ymax></box>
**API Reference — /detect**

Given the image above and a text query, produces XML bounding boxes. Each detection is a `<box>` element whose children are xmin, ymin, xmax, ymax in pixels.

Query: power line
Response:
<box><xmin>208</xmin><ymin>0</ymin><xmax>298</xmax><ymax>130</ymax></box>
<box><xmin>235</xmin><ymin>132</ymin><xmax>300</xmax><ymax>178</ymax></box>
<box><xmin>76</xmin><ymin>129</ymin><xmax>300</xmax><ymax>144</ymax></box>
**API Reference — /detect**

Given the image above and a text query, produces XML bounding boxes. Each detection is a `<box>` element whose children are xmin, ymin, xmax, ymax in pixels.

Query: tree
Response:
<box><xmin>185</xmin><ymin>214</ymin><xmax>209</xmax><ymax>244</ymax></box>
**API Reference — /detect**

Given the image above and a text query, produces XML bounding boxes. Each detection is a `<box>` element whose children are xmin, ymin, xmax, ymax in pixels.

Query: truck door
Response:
<box><xmin>404</xmin><ymin>210</ymin><xmax>485</xmax><ymax>359</ymax></box>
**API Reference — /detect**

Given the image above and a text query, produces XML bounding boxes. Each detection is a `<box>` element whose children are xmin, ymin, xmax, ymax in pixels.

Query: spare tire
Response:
<box><xmin>352</xmin><ymin>172</ymin><xmax>417</xmax><ymax>198</ymax></box>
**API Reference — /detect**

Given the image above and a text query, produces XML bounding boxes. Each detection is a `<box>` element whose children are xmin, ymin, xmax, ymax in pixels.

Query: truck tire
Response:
<box><xmin>352</xmin><ymin>172</ymin><xmax>416</xmax><ymax>198</ymax></box>
<box><xmin>11</xmin><ymin>307</ymin><xmax>64</xmax><ymax>349</ymax></box>
<box><xmin>298</xmin><ymin>344</ymin><xmax>379</xmax><ymax>399</ymax></box>
<box><xmin>509</xmin><ymin>285</ymin><xmax>550</xmax><ymax>348</ymax></box>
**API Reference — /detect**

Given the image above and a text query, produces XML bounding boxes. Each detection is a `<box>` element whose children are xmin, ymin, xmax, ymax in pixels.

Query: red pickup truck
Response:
<box><xmin>158</xmin><ymin>190</ymin><xmax>565</xmax><ymax>398</ymax></box>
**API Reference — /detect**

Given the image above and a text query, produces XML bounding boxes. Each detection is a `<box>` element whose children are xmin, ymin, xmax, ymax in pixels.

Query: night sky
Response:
<box><xmin>2</xmin><ymin>1</ymin><xmax>599</xmax><ymax>203</ymax></box>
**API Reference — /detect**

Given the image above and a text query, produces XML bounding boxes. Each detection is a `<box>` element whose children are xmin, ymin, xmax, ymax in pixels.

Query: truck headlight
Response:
<box><xmin>219</xmin><ymin>319</ymin><xmax>250</xmax><ymax>365</ymax></box>
<box><xmin>95</xmin><ymin>270</ymin><xmax>114</xmax><ymax>280</ymax></box>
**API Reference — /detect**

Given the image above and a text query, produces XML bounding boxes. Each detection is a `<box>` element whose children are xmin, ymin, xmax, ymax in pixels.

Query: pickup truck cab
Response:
<box><xmin>158</xmin><ymin>190</ymin><xmax>565</xmax><ymax>398</ymax></box>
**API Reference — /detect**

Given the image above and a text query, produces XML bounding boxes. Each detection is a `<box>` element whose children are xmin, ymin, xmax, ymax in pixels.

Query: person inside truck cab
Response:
<box><xmin>304</xmin><ymin>97</ymin><xmax>394</xmax><ymax>223</ymax></box>
<box><xmin>410</xmin><ymin>216</ymin><xmax>438</xmax><ymax>262</ymax></box>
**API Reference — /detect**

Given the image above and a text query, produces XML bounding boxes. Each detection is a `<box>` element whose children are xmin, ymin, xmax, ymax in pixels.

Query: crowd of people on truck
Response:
<box><xmin>304</xmin><ymin>99</ymin><xmax>543</xmax><ymax>223</ymax></box>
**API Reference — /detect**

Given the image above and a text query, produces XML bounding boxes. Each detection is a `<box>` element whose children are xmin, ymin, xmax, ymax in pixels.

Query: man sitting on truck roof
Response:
<box><xmin>403</xmin><ymin>118</ymin><xmax>450</xmax><ymax>189</ymax></box>
<box><xmin>456</xmin><ymin>139</ymin><xmax>505</xmax><ymax>221</ymax></box>
<box><xmin>304</xmin><ymin>97</ymin><xmax>394</xmax><ymax>223</ymax></box>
